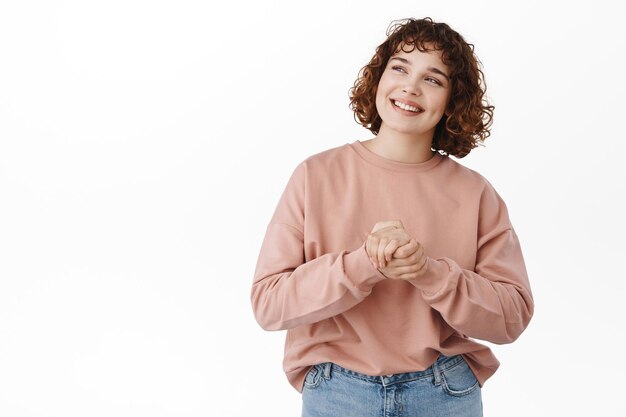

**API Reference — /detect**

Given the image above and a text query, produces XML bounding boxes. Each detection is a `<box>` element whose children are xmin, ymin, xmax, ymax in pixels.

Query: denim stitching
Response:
<box><xmin>440</xmin><ymin>358</ymin><xmax>479</xmax><ymax>397</ymax></box>
<box><xmin>303</xmin><ymin>365</ymin><xmax>322</xmax><ymax>389</ymax></box>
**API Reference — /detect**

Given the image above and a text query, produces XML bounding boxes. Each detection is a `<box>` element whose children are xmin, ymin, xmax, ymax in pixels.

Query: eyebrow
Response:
<box><xmin>389</xmin><ymin>57</ymin><xmax>450</xmax><ymax>81</ymax></box>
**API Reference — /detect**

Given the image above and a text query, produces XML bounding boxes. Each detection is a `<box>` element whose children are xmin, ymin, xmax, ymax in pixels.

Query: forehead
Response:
<box><xmin>391</xmin><ymin>42</ymin><xmax>447</xmax><ymax>66</ymax></box>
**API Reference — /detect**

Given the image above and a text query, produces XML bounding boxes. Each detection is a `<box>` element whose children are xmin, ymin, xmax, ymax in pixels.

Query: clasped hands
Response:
<box><xmin>365</xmin><ymin>220</ymin><xmax>428</xmax><ymax>281</ymax></box>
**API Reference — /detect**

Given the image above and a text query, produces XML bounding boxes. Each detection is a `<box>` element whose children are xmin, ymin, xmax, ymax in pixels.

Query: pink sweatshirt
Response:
<box><xmin>251</xmin><ymin>140</ymin><xmax>534</xmax><ymax>393</ymax></box>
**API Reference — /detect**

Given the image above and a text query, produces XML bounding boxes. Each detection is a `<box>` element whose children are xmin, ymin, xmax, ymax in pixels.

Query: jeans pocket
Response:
<box><xmin>440</xmin><ymin>357</ymin><xmax>480</xmax><ymax>397</ymax></box>
<box><xmin>303</xmin><ymin>364</ymin><xmax>323</xmax><ymax>390</ymax></box>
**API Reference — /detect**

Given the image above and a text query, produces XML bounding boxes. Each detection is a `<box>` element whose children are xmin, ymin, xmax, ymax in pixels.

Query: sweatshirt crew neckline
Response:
<box><xmin>348</xmin><ymin>140</ymin><xmax>445</xmax><ymax>173</ymax></box>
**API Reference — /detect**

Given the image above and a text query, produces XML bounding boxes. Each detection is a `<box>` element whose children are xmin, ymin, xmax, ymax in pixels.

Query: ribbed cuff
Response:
<box><xmin>343</xmin><ymin>242</ymin><xmax>387</xmax><ymax>292</ymax></box>
<box><xmin>409</xmin><ymin>256</ymin><xmax>455</xmax><ymax>296</ymax></box>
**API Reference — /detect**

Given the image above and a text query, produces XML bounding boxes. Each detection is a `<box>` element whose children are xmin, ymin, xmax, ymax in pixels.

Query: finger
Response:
<box><xmin>397</xmin><ymin>256</ymin><xmax>429</xmax><ymax>280</ymax></box>
<box><xmin>382</xmin><ymin>247</ymin><xmax>412</xmax><ymax>270</ymax></box>
<box><xmin>393</xmin><ymin>239</ymin><xmax>418</xmax><ymax>258</ymax></box>
<box><xmin>384</xmin><ymin>253</ymin><xmax>427</xmax><ymax>279</ymax></box>
<box><xmin>385</xmin><ymin>249</ymin><xmax>413</xmax><ymax>269</ymax></box>
<box><xmin>366</xmin><ymin>233</ymin><xmax>379</xmax><ymax>267</ymax></box>
<box><xmin>388</xmin><ymin>219</ymin><xmax>405</xmax><ymax>230</ymax></box>
<box><xmin>380</xmin><ymin>238</ymin><xmax>403</xmax><ymax>268</ymax></box>
<box><xmin>384</xmin><ymin>239</ymin><xmax>402</xmax><ymax>263</ymax></box>
<box><xmin>377</xmin><ymin>237</ymin><xmax>390</xmax><ymax>268</ymax></box>
<box><xmin>372</xmin><ymin>225</ymin><xmax>397</xmax><ymax>235</ymax></box>
<box><xmin>380</xmin><ymin>262</ymin><xmax>414</xmax><ymax>279</ymax></box>
<box><xmin>373</xmin><ymin>225</ymin><xmax>408</xmax><ymax>240</ymax></box>
<box><xmin>371</xmin><ymin>220</ymin><xmax>405</xmax><ymax>233</ymax></box>
<box><xmin>371</xmin><ymin>223</ymin><xmax>396</xmax><ymax>234</ymax></box>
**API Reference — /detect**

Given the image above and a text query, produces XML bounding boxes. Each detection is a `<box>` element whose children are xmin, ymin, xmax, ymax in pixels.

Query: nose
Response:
<box><xmin>402</xmin><ymin>83</ymin><xmax>422</xmax><ymax>96</ymax></box>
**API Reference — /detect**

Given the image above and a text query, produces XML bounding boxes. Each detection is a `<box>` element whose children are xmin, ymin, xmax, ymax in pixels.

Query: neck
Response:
<box><xmin>364</xmin><ymin>125</ymin><xmax>435</xmax><ymax>164</ymax></box>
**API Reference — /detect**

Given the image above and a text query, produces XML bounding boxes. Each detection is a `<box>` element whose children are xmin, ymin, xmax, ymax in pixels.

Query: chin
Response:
<box><xmin>387</xmin><ymin>125</ymin><xmax>433</xmax><ymax>136</ymax></box>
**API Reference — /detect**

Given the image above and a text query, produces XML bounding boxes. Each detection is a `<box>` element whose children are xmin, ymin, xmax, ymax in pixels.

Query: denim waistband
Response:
<box><xmin>316</xmin><ymin>354</ymin><xmax>464</xmax><ymax>387</ymax></box>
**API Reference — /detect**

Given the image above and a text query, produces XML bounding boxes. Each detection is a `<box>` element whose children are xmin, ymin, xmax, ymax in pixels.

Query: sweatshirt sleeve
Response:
<box><xmin>407</xmin><ymin>180</ymin><xmax>535</xmax><ymax>344</ymax></box>
<box><xmin>250</xmin><ymin>161</ymin><xmax>387</xmax><ymax>331</ymax></box>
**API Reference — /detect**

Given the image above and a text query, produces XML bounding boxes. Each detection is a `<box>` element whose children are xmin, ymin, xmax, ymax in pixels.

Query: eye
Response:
<box><xmin>426</xmin><ymin>77</ymin><xmax>442</xmax><ymax>86</ymax></box>
<box><xmin>391</xmin><ymin>65</ymin><xmax>407</xmax><ymax>73</ymax></box>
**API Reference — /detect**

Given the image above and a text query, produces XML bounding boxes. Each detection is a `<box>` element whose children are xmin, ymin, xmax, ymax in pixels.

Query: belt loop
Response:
<box><xmin>432</xmin><ymin>358</ymin><xmax>442</xmax><ymax>386</ymax></box>
<box><xmin>322</xmin><ymin>362</ymin><xmax>332</xmax><ymax>380</ymax></box>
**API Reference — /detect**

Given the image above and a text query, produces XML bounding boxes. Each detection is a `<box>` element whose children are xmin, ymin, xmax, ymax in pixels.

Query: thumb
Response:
<box><xmin>372</xmin><ymin>219</ymin><xmax>405</xmax><ymax>233</ymax></box>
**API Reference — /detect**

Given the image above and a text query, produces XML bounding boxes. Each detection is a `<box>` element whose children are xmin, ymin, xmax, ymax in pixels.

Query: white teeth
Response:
<box><xmin>393</xmin><ymin>100</ymin><xmax>421</xmax><ymax>113</ymax></box>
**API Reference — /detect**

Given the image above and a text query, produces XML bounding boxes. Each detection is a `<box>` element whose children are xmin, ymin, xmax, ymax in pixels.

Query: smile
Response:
<box><xmin>391</xmin><ymin>99</ymin><xmax>424</xmax><ymax>115</ymax></box>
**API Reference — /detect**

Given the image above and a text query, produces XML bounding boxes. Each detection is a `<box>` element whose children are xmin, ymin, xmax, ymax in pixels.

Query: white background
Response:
<box><xmin>1</xmin><ymin>0</ymin><xmax>625</xmax><ymax>416</ymax></box>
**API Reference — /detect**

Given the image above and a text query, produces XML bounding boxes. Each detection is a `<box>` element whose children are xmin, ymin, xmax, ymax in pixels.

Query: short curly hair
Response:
<box><xmin>349</xmin><ymin>17</ymin><xmax>494</xmax><ymax>158</ymax></box>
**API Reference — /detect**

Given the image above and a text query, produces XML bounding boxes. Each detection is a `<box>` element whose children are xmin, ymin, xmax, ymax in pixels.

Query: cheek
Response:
<box><xmin>375</xmin><ymin>74</ymin><xmax>391</xmax><ymax>98</ymax></box>
<box><xmin>374</xmin><ymin>86</ymin><xmax>386</xmax><ymax>111</ymax></box>
<box><xmin>434</xmin><ymin>92</ymin><xmax>451</xmax><ymax>114</ymax></box>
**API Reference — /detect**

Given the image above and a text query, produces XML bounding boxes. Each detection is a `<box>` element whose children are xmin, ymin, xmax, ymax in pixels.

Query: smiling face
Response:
<box><xmin>374</xmin><ymin>43</ymin><xmax>452</xmax><ymax>142</ymax></box>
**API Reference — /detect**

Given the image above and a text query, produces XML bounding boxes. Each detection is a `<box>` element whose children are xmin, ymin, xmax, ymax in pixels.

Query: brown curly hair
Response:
<box><xmin>349</xmin><ymin>17</ymin><xmax>494</xmax><ymax>158</ymax></box>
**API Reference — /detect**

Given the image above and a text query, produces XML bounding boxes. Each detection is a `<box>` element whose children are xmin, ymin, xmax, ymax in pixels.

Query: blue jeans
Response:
<box><xmin>301</xmin><ymin>354</ymin><xmax>483</xmax><ymax>417</ymax></box>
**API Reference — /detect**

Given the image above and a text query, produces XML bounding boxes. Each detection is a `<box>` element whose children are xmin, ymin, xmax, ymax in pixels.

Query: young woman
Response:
<box><xmin>251</xmin><ymin>17</ymin><xmax>534</xmax><ymax>417</ymax></box>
